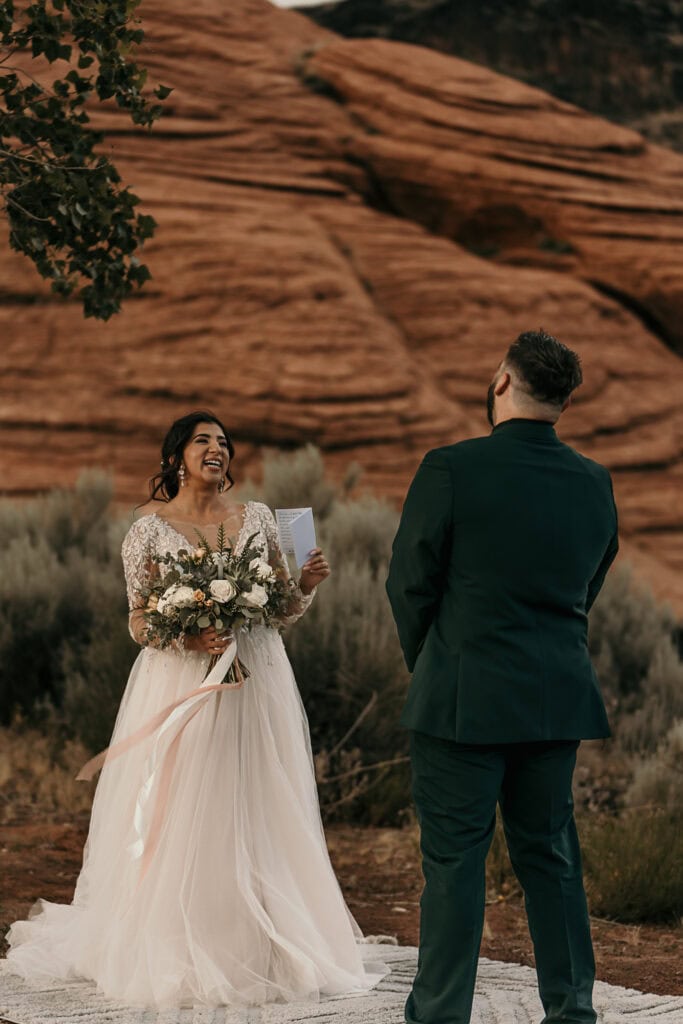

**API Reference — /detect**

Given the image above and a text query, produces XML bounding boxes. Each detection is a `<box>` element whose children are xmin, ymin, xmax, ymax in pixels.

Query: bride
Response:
<box><xmin>5</xmin><ymin>411</ymin><xmax>388</xmax><ymax>1008</ymax></box>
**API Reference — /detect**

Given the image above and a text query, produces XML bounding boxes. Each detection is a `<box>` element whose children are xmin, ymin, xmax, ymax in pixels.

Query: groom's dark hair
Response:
<box><xmin>505</xmin><ymin>330</ymin><xmax>583</xmax><ymax>406</ymax></box>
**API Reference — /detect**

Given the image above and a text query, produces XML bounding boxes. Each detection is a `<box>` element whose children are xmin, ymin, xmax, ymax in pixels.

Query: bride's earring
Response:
<box><xmin>218</xmin><ymin>478</ymin><xmax>225</xmax><ymax>494</ymax></box>
<box><xmin>178</xmin><ymin>464</ymin><xmax>186</xmax><ymax>488</ymax></box>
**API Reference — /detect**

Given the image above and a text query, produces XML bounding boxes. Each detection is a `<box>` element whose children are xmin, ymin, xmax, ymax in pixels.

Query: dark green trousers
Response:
<box><xmin>407</xmin><ymin>731</ymin><xmax>596</xmax><ymax>1024</ymax></box>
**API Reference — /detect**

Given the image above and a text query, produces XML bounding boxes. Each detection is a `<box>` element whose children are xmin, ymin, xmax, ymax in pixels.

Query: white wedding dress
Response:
<box><xmin>5</xmin><ymin>500</ymin><xmax>387</xmax><ymax>1008</ymax></box>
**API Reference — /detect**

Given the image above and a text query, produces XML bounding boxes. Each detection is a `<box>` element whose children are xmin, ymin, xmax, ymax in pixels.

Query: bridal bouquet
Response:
<box><xmin>141</xmin><ymin>525</ymin><xmax>291</xmax><ymax>685</ymax></box>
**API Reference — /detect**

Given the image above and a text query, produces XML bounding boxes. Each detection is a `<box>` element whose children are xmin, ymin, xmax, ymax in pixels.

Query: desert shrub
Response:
<box><xmin>625</xmin><ymin>720</ymin><xmax>683</xmax><ymax>811</ymax></box>
<box><xmin>246</xmin><ymin>444</ymin><xmax>357</xmax><ymax>522</ymax></box>
<box><xmin>616</xmin><ymin>638</ymin><xmax>683</xmax><ymax>754</ymax></box>
<box><xmin>484</xmin><ymin>804</ymin><xmax>683</xmax><ymax>923</ymax></box>
<box><xmin>0</xmin><ymin>473</ymin><xmax>135</xmax><ymax>746</ymax></box>
<box><xmin>57</xmin><ymin>555</ymin><xmax>140</xmax><ymax>753</ymax></box>
<box><xmin>485</xmin><ymin>807</ymin><xmax>683</xmax><ymax>923</ymax></box>
<box><xmin>242</xmin><ymin>445</ymin><xmax>411</xmax><ymax>824</ymax></box>
<box><xmin>0</xmin><ymin>534</ymin><xmax>75</xmax><ymax>719</ymax></box>
<box><xmin>589</xmin><ymin>564</ymin><xmax>677</xmax><ymax>709</ymax></box>
<box><xmin>3</xmin><ymin>448</ymin><xmax>683</xmax><ymax>845</ymax></box>
<box><xmin>283</xmin><ymin>520</ymin><xmax>410</xmax><ymax>825</ymax></box>
<box><xmin>572</xmin><ymin>739</ymin><xmax>633</xmax><ymax>814</ymax></box>
<box><xmin>0</xmin><ymin>470</ymin><xmax>115</xmax><ymax>560</ymax></box>
<box><xmin>580</xmin><ymin>809</ymin><xmax>683</xmax><ymax>922</ymax></box>
<box><xmin>321</xmin><ymin>496</ymin><xmax>400</xmax><ymax>576</ymax></box>
<box><xmin>589</xmin><ymin>566</ymin><xmax>683</xmax><ymax>753</ymax></box>
<box><xmin>0</xmin><ymin>721</ymin><xmax>95</xmax><ymax>824</ymax></box>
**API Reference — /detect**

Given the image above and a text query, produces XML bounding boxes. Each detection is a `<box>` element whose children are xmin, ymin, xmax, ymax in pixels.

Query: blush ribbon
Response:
<box><xmin>77</xmin><ymin>639</ymin><xmax>243</xmax><ymax>882</ymax></box>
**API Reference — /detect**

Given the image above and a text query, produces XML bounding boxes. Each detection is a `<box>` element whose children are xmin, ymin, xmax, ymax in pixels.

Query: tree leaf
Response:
<box><xmin>0</xmin><ymin>0</ymin><xmax>170</xmax><ymax>319</ymax></box>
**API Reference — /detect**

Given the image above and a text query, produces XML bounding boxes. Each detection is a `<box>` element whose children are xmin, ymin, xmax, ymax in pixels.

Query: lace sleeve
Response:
<box><xmin>256</xmin><ymin>502</ymin><xmax>315</xmax><ymax>627</ymax></box>
<box><xmin>121</xmin><ymin>517</ymin><xmax>157</xmax><ymax>645</ymax></box>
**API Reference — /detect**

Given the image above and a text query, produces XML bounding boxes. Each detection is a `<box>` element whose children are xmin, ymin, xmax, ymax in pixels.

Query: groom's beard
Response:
<box><xmin>486</xmin><ymin>382</ymin><xmax>496</xmax><ymax>427</ymax></box>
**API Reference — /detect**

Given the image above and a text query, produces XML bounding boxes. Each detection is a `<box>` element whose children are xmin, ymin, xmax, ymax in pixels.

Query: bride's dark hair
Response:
<box><xmin>147</xmin><ymin>410</ymin><xmax>235</xmax><ymax>502</ymax></box>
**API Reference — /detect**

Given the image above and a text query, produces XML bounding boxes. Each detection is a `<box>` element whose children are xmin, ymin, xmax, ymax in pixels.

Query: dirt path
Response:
<box><xmin>2</xmin><ymin>821</ymin><xmax>681</xmax><ymax>996</ymax></box>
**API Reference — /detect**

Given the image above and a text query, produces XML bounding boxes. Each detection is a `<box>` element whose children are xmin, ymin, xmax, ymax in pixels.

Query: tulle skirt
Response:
<box><xmin>5</xmin><ymin>627</ymin><xmax>387</xmax><ymax>1007</ymax></box>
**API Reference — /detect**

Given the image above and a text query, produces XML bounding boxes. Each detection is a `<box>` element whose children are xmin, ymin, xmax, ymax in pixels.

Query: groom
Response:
<box><xmin>386</xmin><ymin>330</ymin><xmax>618</xmax><ymax>1024</ymax></box>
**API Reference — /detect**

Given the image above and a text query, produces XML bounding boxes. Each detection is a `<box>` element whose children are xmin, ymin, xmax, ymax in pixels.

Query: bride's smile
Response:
<box><xmin>183</xmin><ymin>424</ymin><xmax>231</xmax><ymax>489</ymax></box>
<box><xmin>185</xmin><ymin>428</ymin><xmax>231</xmax><ymax>483</ymax></box>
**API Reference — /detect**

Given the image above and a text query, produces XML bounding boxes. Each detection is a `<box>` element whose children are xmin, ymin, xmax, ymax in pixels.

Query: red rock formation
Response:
<box><xmin>1</xmin><ymin>0</ymin><xmax>682</xmax><ymax>610</ymax></box>
<box><xmin>305</xmin><ymin>0</ymin><xmax>683</xmax><ymax>151</ymax></box>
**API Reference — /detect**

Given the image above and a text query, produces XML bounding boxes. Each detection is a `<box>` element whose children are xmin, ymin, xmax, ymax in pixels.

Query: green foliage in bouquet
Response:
<box><xmin>141</xmin><ymin>525</ymin><xmax>293</xmax><ymax>649</ymax></box>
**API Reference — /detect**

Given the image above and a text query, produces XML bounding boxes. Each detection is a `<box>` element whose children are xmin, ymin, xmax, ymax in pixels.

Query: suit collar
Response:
<box><xmin>491</xmin><ymin>417</ymin><xmax>560</xmax><ymax>442</ymax></box>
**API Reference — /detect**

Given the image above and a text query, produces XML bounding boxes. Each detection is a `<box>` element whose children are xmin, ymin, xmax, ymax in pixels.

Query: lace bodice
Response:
<box><xmin>121</xmin><ymin>500</ymin><xmax>314</xmax><ymax>645</ymax></box>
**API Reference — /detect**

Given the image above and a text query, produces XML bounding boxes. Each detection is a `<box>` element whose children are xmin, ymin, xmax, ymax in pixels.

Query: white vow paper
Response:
<box><xmin>275</xmin><ymin>508</ymin><xmax>317</xmax><ymax>568</ymax></box>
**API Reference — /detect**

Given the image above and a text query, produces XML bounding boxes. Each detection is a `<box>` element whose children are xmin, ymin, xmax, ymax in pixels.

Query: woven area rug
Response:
<box><xmin>2</xmin><ymin>947</ymin><xmax>683</xmax><ymax>1024</ymax></box>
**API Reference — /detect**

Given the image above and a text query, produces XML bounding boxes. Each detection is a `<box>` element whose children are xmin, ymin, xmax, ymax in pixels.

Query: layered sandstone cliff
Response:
<box><xmin>305</xmin><ymin>0</ymin><xmax>683</xmax><ymax>150</ymax></box>
<box><xmin>1</xmin><ymin>0</ymin><xmax>682</xmax><ymax>608</ymax></box>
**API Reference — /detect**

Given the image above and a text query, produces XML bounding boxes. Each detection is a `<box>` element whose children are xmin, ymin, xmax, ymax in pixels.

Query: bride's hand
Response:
<box><xmin>299</xmin><ymin>548</ymin><xmax>331</xmax><ymax>595</ymax></box>
<box><xmin>184</xmin><ymin>626</ymin><xmax>233</xmax><ymax>655</ymax></box>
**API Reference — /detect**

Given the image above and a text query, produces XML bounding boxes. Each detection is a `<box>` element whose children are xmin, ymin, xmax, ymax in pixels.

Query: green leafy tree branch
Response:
<box><xmin>0</xmin><ymin>0</ymin><xmax>172</xmax><ymax>319</ymax></box>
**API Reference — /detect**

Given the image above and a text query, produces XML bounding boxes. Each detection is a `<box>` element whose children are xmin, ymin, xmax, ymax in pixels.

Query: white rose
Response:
<box><xmin>209</xmin><ymin>578</ymin><xmax>237</xmax><ymax>603</ymax></box>
<box><xmin>157</xmin><ymin>583</ymin><xmax>179</xmax><ymax>615</ymax></box>
<box><xmin>249</xmin><ymin>557</ymin><xmax>274</xmax><ymax>581</ymax></box>
<box><xmin>240</xmin><ymin>583</ymin><xmax>268</xmax><ymax>608</ymax></box>
<box><xmin>169</xmin><ymin>585</ymin><xmax>198</xmax><ymax>608</ymax></box>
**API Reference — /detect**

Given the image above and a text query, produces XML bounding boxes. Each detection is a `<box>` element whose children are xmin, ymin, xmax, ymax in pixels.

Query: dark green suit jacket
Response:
<box><xmin>386</xmin><ymin>418</ymin><xmax>618</xmax><ymax>743</ymax></box>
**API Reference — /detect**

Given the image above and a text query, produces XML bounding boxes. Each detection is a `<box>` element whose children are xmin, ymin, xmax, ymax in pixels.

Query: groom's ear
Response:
<box><xmin>495</xmin><ymin>371</ymin><xmax>511</xmax><ymax>396</ymax></box>
<box><xmin>561</xmin><ymin>395</ymin><xmax>572</xmax><ymax>412</ymax></box>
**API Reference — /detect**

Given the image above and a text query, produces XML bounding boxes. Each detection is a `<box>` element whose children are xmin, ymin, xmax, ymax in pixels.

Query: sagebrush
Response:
<box><xmin>1</xmin><ymin>448</ymin><xmax>683</xmax><ymax>923</ymax></box>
